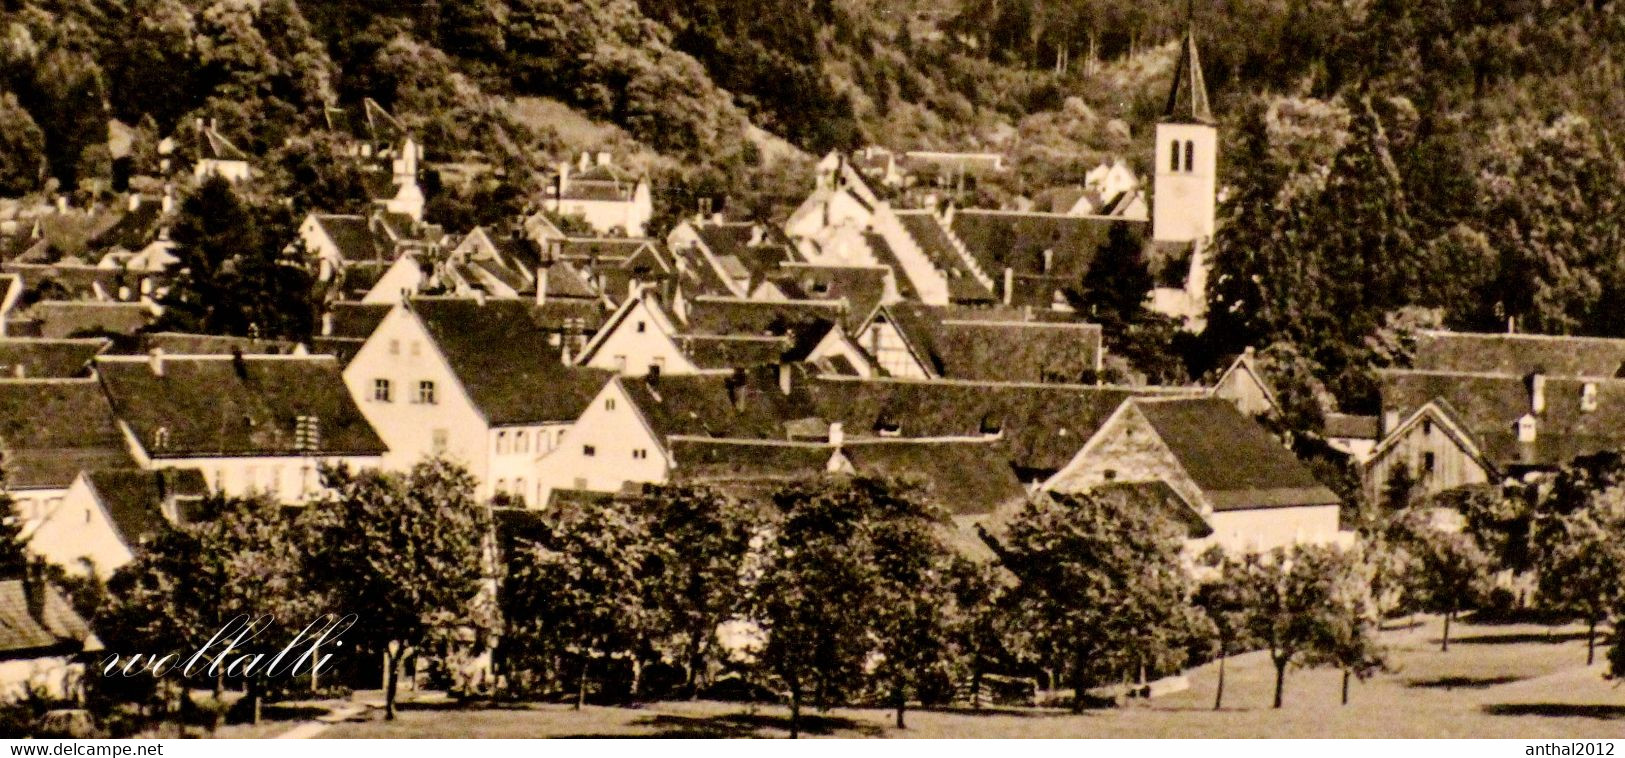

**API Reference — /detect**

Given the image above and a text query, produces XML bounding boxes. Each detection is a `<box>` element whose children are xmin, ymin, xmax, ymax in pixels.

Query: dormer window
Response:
<box><xmin>152</xmin><ymin>426</ymin><xmax>170</xmax><ymax>451</ymax></box>
<box><xmin>1582</xmin><ymin>382</ymin><xmax>1599</xmax><ymax>413</ymax></box>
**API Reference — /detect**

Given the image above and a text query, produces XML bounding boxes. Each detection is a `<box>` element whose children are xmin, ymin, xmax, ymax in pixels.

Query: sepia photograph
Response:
<box><xmin>0</xmin><ymin>0</ymin><xmax>1620</xmax><ymax>745</ymax></box>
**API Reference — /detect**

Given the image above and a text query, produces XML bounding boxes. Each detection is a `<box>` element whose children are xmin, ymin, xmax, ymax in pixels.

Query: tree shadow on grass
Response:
<box><xmin>393</xmin><ymin>700</ymin><xmax>542</xmax><ymax>713</ymax></box>
<box><xmin>1435</xmin><ymin>631</ymin><xmax>1594</xmax><ymax>646</ymax></box>
<box><xmin>1406</xmin><ymin>675</ymin><xmax>1524</xmax><ymax>690</ymax></box>
<box><xmin>915</xmin><ymin>705</ymin><xmax>1074</xmax><ymax>719</ymax></box>
<box><xmin>1482</xmin><ymin>704</ymin><xmax>1625</xmax><ymax>720</ymax></box>
<box><xmin>257</xmin><ymin>704</ymin><xmax>328</xmax><ymax>721</ymax></box>
<box><xmin>560</xmin><ymin>711</ymin><xmax>886</xmax><ymax>738</ymax></box>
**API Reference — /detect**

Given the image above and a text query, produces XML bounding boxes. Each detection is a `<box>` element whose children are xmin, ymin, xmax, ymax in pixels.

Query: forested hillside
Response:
<box><xmin>6</xmin><ymin>0</ymin><xmax>1625</xmax><ymax>417</ymax></box>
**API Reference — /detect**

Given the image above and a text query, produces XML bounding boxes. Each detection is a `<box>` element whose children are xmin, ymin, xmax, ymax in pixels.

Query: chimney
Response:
<box><xmin>11</xmin><ymin>365</ymin><xmax>23</xmax><ymax>379</ymax></box>
<box><xmin>22</xmin><ymin>562</ymin><xmax>46</xmax><ymax>623</ymax></box>
<box><xmin>472</xmin><ymin>289</ymin><xmax>486</xmax><ymax>306</ymax></box>
<box><xmin>128</xmin><ymin>194</ymin><xmax>141</xmax><ymax>211</ymax></box>
<box><xmin>778</xmin><ymin>362</ymin><xmax>793</xmax><ymax>396</ymax></box>
<box><xmin>578</xmin><ymin>152</ymin><xmax>591</xmax><ymax>171</ymax></box>
<box><xmin>596</xmin><ymin>151</ymin><xmax>611</xmax><ymax>167</ymax></box>
<box><xmin>828</xmin><ymin>421</ymin><xmax>845</xmax><ymax>447</ymax></box>
<box><xmin>1529</xmin><ymin>372</ymin><xmax>1547</xmax><ymax>414</ymax></box>
<box><xmin>55</xmin><ymin>196</ymin><xmax>67</xmax><ymax>214</ymax></box>
<box><xmin>1517</xmin><ymin>414</ymin><xmax>1538</xmax><ymax>444</ymax></box>
<box><xmin>1382</xmin><ymin>409</ymin><xmax>1400</xmax><ymax>436</ymax></box>
<box><xmin>321</xmin><ymin>310</ymin><xmax>334</xmax><ymax>337</ymax></box>
<box><xmin>560</xmin><ymin>339</ymin><xmax>573</xmax><ymax>366</ymax></box>
<box><xmin>148</xmin><ymin>347</ymin><xmax>165</xmax><ymax>377</ymax></box>
<box><xmin>750</xmin><ymin>225</ymin><xmax>765</xmax><ymax>246</ymax></box>
<box><xmin>535</xmin><ymin>267</ymin><xmax>549</xmax><ymax>305</ymax></box>
<box><xmin>1003</xmin><ymin>267</ymin><xmax>1014</xmax><ymax>306</ymax></box>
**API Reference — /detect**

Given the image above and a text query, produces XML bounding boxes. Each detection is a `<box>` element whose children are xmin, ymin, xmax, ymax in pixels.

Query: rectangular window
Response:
<box><xmin>373</xmin><ymin>378</ymin><xmax>392</xmax><ymax>402</ymax></box>
<box><xmin>606</xmin><ymin>398</ymin><xmax>616</xmax><ymax>411</ymax></box>
<box><xmin>1423</xmin><ymin>452</ymin><xmax>1436</xmax><ymax>473</ymax></box>
<box><xmin>496</xmin><ymin>431</ymin><xmax>508</xmax><ymax>455</ymax></box>
<box><xmin>432</xmin><ymin>429</ymin><xmax>448</xmax><ymax>452</ymax></box>
<box><xmin>1184</xmin><ymin>141</ymin><xmax>1194</xmax><ymax>172</ymax></box>
<box><xmin>584</xmin><ymin>444</ymin><xmax>596</xmax><ymax>457</ymax></box>
<box><xmin>632</xmin><ymin>449</ymin><xmax>647</xmax><ymax>460</ymax></box>
<box><xmin>515</xmin><ymin>478</ymin><xmax>527</xmax><ymax>501</ymax></box>
<box><xmin>613</xmin><ymin>355</ymin><xmax>628</xmax><ymax>372</ymax></box>
<box><xmin>1170</xmin><ymin>141</ymin><xmax>1180</xmax><ymax>172</ymax></box>
<box><xmin>417</xmin><ymin>380</ymin><xmax>437</xmax><ymax>404</ymax></box>
<box><xmin>389</xmin><ymin>339</ymin><xmax>400</xmax><ymax>355</ymax></box>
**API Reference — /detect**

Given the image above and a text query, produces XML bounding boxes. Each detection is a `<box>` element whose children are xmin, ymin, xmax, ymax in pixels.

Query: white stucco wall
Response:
<box><xmin>582</xmin><ymin>300</ymin><xmax>697</xmax><ymax>377</ymax></box>
<box><xmin>489</xmin><ymin>422</ymin><xmax>572</xmax><ymax>506</ymax></box>
<box><xmin>534</xmin><ymin>381</ymin><xmax>668</xmax><ymax>503</ymax></box>
<box><xmin>1195</xmin><ymin>505</ymin><xmax>1346</xmax><ymax>554</ymax></box>
<box><xmin>342</xmin><ymin>306</ymin><xmax>490</xmax><ymax>487</ymax></box>
<box><xmin>28</xmin><ymin>476</ymin><xmax>133</xmax><ymax>578</ymax></box>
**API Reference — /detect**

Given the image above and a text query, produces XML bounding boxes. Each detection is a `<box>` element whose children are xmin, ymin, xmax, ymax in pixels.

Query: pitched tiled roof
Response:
<box><xmin>325</xmin><ymin>302</ymin><xmax>391</xmax><ymax>340</ymax></box>
<box><xmin>810</xmin><ymin>376</ymin><xmax>1203</xmax><ymax>476</ymax></box>
<box><xmin>878</xmin><ymin>303</ymin><xmax>1103</xmax><ymax>383</ymax></box>
<box><xmin>668</xmin><ymin>438</ymin><xmax>835</xmax><ymax>484</ymax></box>
<box><xmin>86</xmin><ymin>468</ymin><xmax>206</xmax><ymax>546</ymax></box>
<box><xmin>679</xmin><ymin>334</ymin><xmax>794</xmax><ymax>369</ymax></box>
<box><xmin>1134</xmin><ymin>397</ymin><xmax>1339</xmax><ymax>511</ymax></box>
<box><xmin>1411</xmin><ymin>330</ymin><xmax>1625</xmax><ymax>378</ymax></box>
<box><xmin>138</xmin><ymin>333</ymin><xmax>303</xmax><ymax>356</ymax></box>
<box><xmin>0</xmin><ymin>579</ymin><xmax>91</xmax><ymax>658</ymax></box>
<box><xmin>1087</xmin><ymin>481</ymin><xmax>1213</xmax><ymax>538</ymax></box>
<box><xmin>862</xmin><ymin>231</ymin><xmax>920</xmax><ymax>301</ymax></box>
<box><xmin>553</xmin><ymin>237</ymin><xmax>655</xmax><ymax>263</ymax></box>
<box><xmin>948</xmin><ymin>211</ymin><xmax>1144</xmax><ymax>307</ymax></box>
<box><xmin>0</xmin><ymin>379</ymin><xmax>133</xmax><ymax>489</ymax></box>
<box><xmin>534</xmin><ymin>261</ymin><xmax>599</xmax><ymax>301</ymax></box>
<box><xmin>840</xmin><ymin>438</ymin><xmax>1026</xmax><ymax>516</ymax></box>
<box><xmin>1325</xmin><ymin>412</ymin><xmax>1381</xmax><ymax>440</ymax></box>
<box><xmin>772</xmin><ymin>264</ymin><xmax>888</xmax><ymax>330</ymax></box>
<box><xmin>623</xmin><ymin>369</ymin><xmax>818</xmax><ymax>441</ymax></box>
<box><xmin>895</xmin><ymin>211</ymin><xmax>996</xmax><ymax>303</ymax></box>
<box><xmin>410</xmin><ymin>298</ymin><xmax>613</xmax><ymax>425</ymax></box>
<box><xmin>22</xmin><ymin>301</ymin><xmax>152</xmax><ymax>339</ymax></box>
<box><xmin>1378</xmin><ymin>368</ymin><xmax>1625</xmax><ymax>469</ymax></box>
<box><xmin>684</xmin><ymin>297</ymin><xmax>848</xmax><ymax>337</ymax></box>
<box><xmin>0</xmin><ymin>338</ymin><xmax>107</xmax><ymax>378</ymax></box>
<box><xmin>312</xmin><ymin>215</ymin><xmax>388</xmax><ymax>263</ymax></box>
<box><xmin>666</xmin><ymin>436</ymin><xmax>1026</xmax><ymax>516</ymax></box>
<box><xmin>96</xmin><ymin>355</ymin><xmax>387</xmax><ymax>457</ymax></box>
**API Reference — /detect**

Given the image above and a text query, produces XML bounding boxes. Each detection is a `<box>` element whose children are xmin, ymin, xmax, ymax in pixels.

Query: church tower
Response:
<box><xmin>1152</xmin><ymin>23</ymin><xmax>1217</xmax><ymax>244</ymax></box>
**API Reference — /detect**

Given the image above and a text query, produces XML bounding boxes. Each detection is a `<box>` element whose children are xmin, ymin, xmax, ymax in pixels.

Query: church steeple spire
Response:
<box><xmin>1163</xmin><ymin>11</ymin><xmax>1213</xmax><ymax>125</ymax></box>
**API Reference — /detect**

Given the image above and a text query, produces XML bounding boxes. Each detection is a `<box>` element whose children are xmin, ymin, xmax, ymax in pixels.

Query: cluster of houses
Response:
<box><xmin>0</xmin><ymin>29</ymin><xmax>1612</xmax><ymax>700</ymax></box>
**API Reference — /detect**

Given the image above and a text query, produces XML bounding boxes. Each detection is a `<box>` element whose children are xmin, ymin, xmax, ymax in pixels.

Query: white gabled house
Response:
<box><xmin>574</xmin><ymin>288</ymin><xmax>700</xmax><ymax>377</ymax></box>
<box><xmin>342</xmin><ymin>297</ymin><xmax>613</xmax><ymax>504</ymax></box>
<box><xmin>28</xmin><ymin>468</ymin><xmax>207</xmax><ymax>579</ymax></box>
